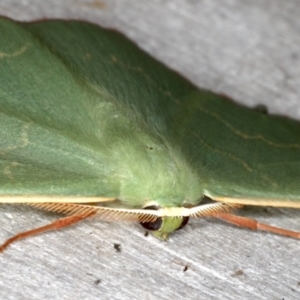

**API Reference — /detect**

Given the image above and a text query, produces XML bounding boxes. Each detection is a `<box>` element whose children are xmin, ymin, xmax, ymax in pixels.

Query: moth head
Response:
<box><xmin>139</xmin><ymin>205</ymin><xmax>189</xmax><ymax>240</ymax></box>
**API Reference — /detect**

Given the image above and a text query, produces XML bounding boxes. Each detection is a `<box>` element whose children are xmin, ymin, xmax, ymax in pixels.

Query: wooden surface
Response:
<box><xmin>0</xmin><ymin>1</ymin><xmax>300</xmax><ymax>299</ymax></box>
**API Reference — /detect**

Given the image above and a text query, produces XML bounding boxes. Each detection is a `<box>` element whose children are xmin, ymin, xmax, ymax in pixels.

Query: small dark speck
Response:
<box><xmin>183</xmin><ymin>265</ymin><xmax>188</xmax><ymax>272</ymax></box>
<box><xmin>144</xmin><ymin>231</ymin><xmax>149</xmax><ymax>237</ymax></box>
<box><xmin>298</xmin><ymin>281</ymin><xmax>300</xmax><ymax>286</ymax></box>
<box><xmin>114</xmin><ymin>243</ymin><xmax>121</xmax><ymax>252</ymax></box>
<box><xmin>231</xmin><ymin>269</ymin><xmax>244</xmax><ymax>277</ymax></box>
<box><xmin>94</xmin><ymin>279</ymin><xmax>102</xmax><ymax>285</ymax></box>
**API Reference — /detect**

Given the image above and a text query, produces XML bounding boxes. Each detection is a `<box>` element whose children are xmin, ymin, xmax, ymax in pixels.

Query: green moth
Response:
<box><xmin>0</xmin><ymin>18</ymin><xmax>299</xmax><ymax>252</ymax></box>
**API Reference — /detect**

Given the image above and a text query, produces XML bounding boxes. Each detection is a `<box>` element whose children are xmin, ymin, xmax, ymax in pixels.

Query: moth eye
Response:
<box><xmin>140</xmin><ymin>205</ymin><xmax>163</xmax><ymax>231</ymax></box>
<box><xmin>139</xmin><ymin>205</ymin><xmax>190</xmax><ymax>231</ymax></box>
<box><xmin>140</xmin><ymin>218</ymin><xmax>163</xmax><ymax>231</ymax></box>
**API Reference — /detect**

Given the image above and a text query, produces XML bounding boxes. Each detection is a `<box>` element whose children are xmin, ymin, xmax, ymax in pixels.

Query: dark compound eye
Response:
<box><xmin>140</xmin><ymin>205</ymin><xmax>163</xmax><ymax>231</ymax></box>
<box><xmin>140</xmin><ymin>218</ymin><xmax>163</xmax><ymax>231</ymax></box>
<box><xmin>139</xmin><ymin>205</ymin><xmax>189</xmax><ymax>232</ymax></box>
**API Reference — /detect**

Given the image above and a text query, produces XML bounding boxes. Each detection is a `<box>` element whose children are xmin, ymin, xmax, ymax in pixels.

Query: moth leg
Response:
<box><xmin>215</xmin><ymin>213</ymin><xmax>300</xmax><ymax>239</ymax></box>
<box><xmin>0</xmin><ymin>211</ymin><xmax>95</xmax><ymax>253</ymax></box>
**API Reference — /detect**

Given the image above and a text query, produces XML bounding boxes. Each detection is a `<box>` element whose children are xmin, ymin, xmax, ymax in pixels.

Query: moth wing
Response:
<box><xmin>182</xmin><ymin>93</ymin><xmax>300</xmax><ymax>205</ymax></box>
<box><xmin>0</xmin><ymin>20</ymin><xmax>126</xmax><ymax>198</ymax></box>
